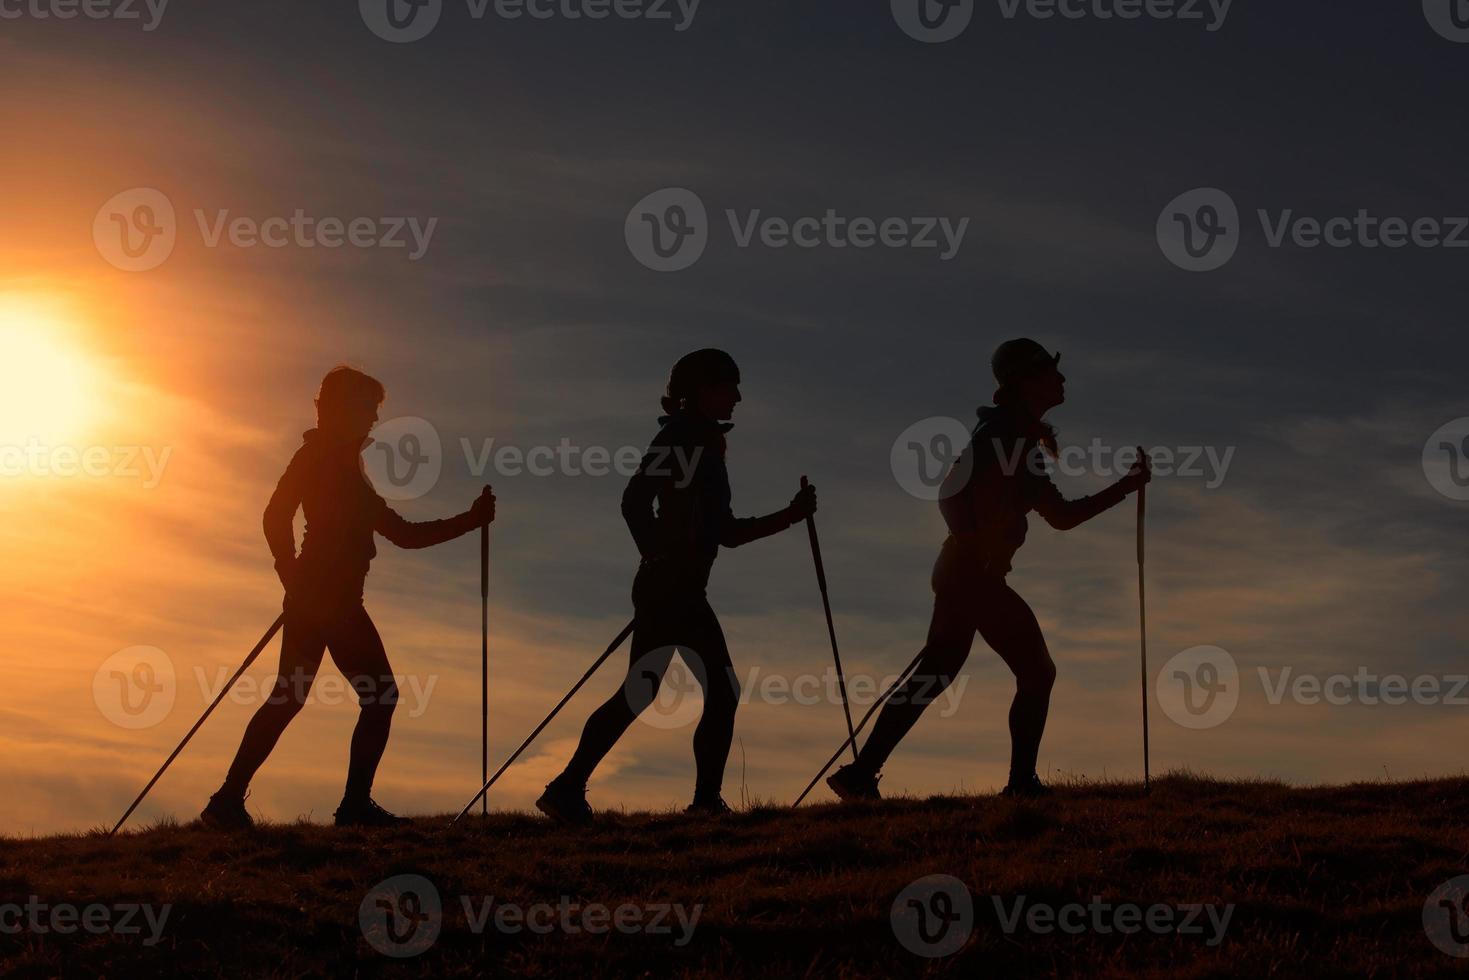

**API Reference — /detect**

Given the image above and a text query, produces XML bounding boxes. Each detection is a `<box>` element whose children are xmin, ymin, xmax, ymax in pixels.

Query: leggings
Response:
<box><xmin>855</xmin><ymin>578</ymin><xmax>1056</xmax><ymax>782</ymax></box>
<box><xmin>562</xmin><ymin>593</ymin><xmax>739</xmax><ymax>801</ymax></box>
<box><xmin>221</xmin><ymin>603</ymin><xmax>398</xmax><ymax>803</ymax></box>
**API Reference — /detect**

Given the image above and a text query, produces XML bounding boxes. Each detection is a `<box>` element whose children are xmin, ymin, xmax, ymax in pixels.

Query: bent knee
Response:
<box><xmin>354</xmin><ymin>678</ymin><xmax>399</xmax><ymax>713</ymax></box>
<box><xmin>1019</xmin><ymin>657</ymin><xmax>1057</xmax><ymax>694</ymax></box>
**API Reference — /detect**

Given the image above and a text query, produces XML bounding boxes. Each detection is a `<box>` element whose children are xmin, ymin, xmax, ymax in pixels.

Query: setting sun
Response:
<box><xmin>0</xmin><ymin>302</ymin><xmax>99</xmax><ymax>447</ymax></box>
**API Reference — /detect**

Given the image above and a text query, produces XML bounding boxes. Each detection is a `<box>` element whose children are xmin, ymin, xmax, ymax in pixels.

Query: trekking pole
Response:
<box><xmin>792</xmin><ymin>648</ymin><xmax>925</xmax><ymax>807</ymax></box>
<box><xmin>1137</xmin><ymin>475</ymin><xmax>1150</xmax><ymax>794</ymax></box>
<box><xmin>452</xmin><ymin>619</ymin><xmax>636</xmax><ymax>824</ymax></box>
<box><xmin>799</xmin><ymin>476</ymin><xmax>858</xmax><ymax>763</ymax></box>
<box><xmin>108</xmin><ymin>613</ymin><xmax>286</xmax><ymax>837</ymax></box>
<box><xmin>480</xmin><ymin>522</ymin><xmax>490</xmax><ymax>817</ymax></box>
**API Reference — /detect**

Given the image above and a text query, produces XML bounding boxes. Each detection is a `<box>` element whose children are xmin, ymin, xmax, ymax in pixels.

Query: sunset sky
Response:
<box><xmin>2</xmin><ymin>1</ymin><xmax>1467</xmax><ymax>835</ymax></box>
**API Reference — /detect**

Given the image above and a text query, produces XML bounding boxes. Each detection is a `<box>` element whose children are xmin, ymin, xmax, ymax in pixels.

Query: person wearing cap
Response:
<box><xmin>827</xmin><ymin>338</ymin><xmax>1150</xmax><ymax>800</ymax></box>
<box><xmin>536</xmin><ymin>348</ymin><xmax>818</xmax><ymax>823</ymax></box>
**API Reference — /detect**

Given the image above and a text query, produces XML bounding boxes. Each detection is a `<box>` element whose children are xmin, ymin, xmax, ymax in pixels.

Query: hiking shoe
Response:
<box><xmin>200</xmin><ymin>791</ymin><xmax>253</xmax><ymax>831</ymax></box>
<box><xmin>1000</xmin><ymin>773</ymin><xmax>1053</xmax><ymax>799</ymax></box>
<box><xmin>684</xmin><ymin>796</ymin><xmax>733</xmax><ymax>817</ymax></box>
<box><xmin>334</xmin><ymin>798</ymin><xmax>411</xmax><ymax>828</ymax></box>
<box><xmin>536</xmin><ymin>778</ymin><xmax>593</xmax><ymax>825</ymax></box>
<box><xmin>827</xmin><ymin>764</ymin><xmax>882</xmax><ymax>802</ymax></box>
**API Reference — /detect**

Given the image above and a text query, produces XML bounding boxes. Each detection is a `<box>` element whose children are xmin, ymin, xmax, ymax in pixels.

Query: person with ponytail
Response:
<box><xmin>826</xmin><ymin>338</ymin><xmax>1150</xmax><ymax>800</ymax></box>
<box><xmin>536</xmin><ymin>348</ymin><xmax>817</xmax><ymax>822</ymax></box>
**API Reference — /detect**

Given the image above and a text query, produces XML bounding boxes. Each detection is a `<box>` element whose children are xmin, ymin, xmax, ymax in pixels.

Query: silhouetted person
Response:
<box><xmin>535</xmin><ymin>349</ymin><xmax>817</xmax><ymax>823</ymax></box>
<box><xmin>200</xmin><ymin>366</ymin><xmax>494</xmax><ymax>829</ymax></box>
<box><xmin>827</xmin><ymin>339</ymin><xmax>1150</xmax><ymax>801</ymax></box>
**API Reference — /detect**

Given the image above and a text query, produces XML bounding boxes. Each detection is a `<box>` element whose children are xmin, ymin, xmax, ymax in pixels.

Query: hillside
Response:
<box><xmin>2</xmin><ymin>775</ymin><xmax>1467</xmax><ymax>977</ymax></box>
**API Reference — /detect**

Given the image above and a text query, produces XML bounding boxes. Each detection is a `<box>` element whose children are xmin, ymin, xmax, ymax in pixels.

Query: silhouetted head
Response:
<box><xmin>662</xmin><ymin>348</ymin><xmax>742</xmax><ymax>421</ymax></box>
<box><xmin>992</xmin><ymin>338</ymin><xmax>1065</xmax><ymax>417</ymax></box>
<box><xmin>315</xmin><ymin>365</ymin><xmax>384</xmax><ymax>442</ymax></box>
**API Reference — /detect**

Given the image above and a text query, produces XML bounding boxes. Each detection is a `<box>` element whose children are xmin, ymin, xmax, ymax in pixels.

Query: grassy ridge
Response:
<box><xmin>1</xmin><ymin>775</ymin><xmax>1466</xmax><ymax>977</ymax></box>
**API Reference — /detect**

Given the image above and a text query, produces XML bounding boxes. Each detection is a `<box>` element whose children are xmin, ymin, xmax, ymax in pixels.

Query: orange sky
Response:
<box><xmin>3</xmin><ymin>13</ymin><xmax>1467</xmax><ymax>836</ymax></box>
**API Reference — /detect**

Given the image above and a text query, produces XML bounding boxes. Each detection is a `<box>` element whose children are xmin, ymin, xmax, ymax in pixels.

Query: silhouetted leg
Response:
<box><xmin>220</xmin><ymin>611</ymin><xmax>327</xmax><ymax>797</ymax></box>
<box><xmin>686</xmin><ymin>601</ymin><xmax>738</xmax><ymax>802</ymax></box>
<box><xmin>977</xmin><ymin>584</ymin><xmax>1055</xmax><ymax>783</ymax></box>
<box><xmin>559</xmin><ymin>620</ymin><xmax>676</xmax><ymax>786</ymax></box>
<box><xmin>327</xmin><ymin>607</ymin><xmax>398</xmax><ymax>805</ymax></box>
<box><xmin>853</xmin><ymin>588</ymin><xmax>976</xmax><ymax>776</ymax></box>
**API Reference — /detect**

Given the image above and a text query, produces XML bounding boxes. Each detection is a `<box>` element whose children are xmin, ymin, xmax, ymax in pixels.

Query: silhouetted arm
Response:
<box><xmin>263</xmin><ymin>450</ymin><xmax>306</xmax><ymax>586</ymax></box>
<box><xmin>1028</xmin><ymin>473</ymin><xmax>1131</xmax><ymax>531</ymax></box>
<box><xmin>720</xmin><ymin>481</ymin><xmax>813</xmax><ymax>548</ymax></box>
<box><xmin>375</xmin><ymin>503</ymin><xmax>483</xmax><ymax>549</ymax></box>
<box><xmin>622</xmin><ymin>447</ymin><xmax>670</xmax><ymax>560</ymax></box>
<box><xmin>720</xmin><ymin>509</ymin><xmax>797</xmax><ymax>548</ymax></box>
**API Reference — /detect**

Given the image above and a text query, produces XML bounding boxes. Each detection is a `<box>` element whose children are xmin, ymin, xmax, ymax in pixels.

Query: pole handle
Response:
<box><xmin>799</xmin><ymin>476</ymin><xmax>828</xmax><ymax>591</ymax></box>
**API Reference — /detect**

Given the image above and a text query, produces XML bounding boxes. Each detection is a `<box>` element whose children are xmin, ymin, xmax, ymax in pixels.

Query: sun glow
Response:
<box><xmin>0</xmin><ymin>302</ymin><xmax>101</xmax><ymax>448</ymax></box>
